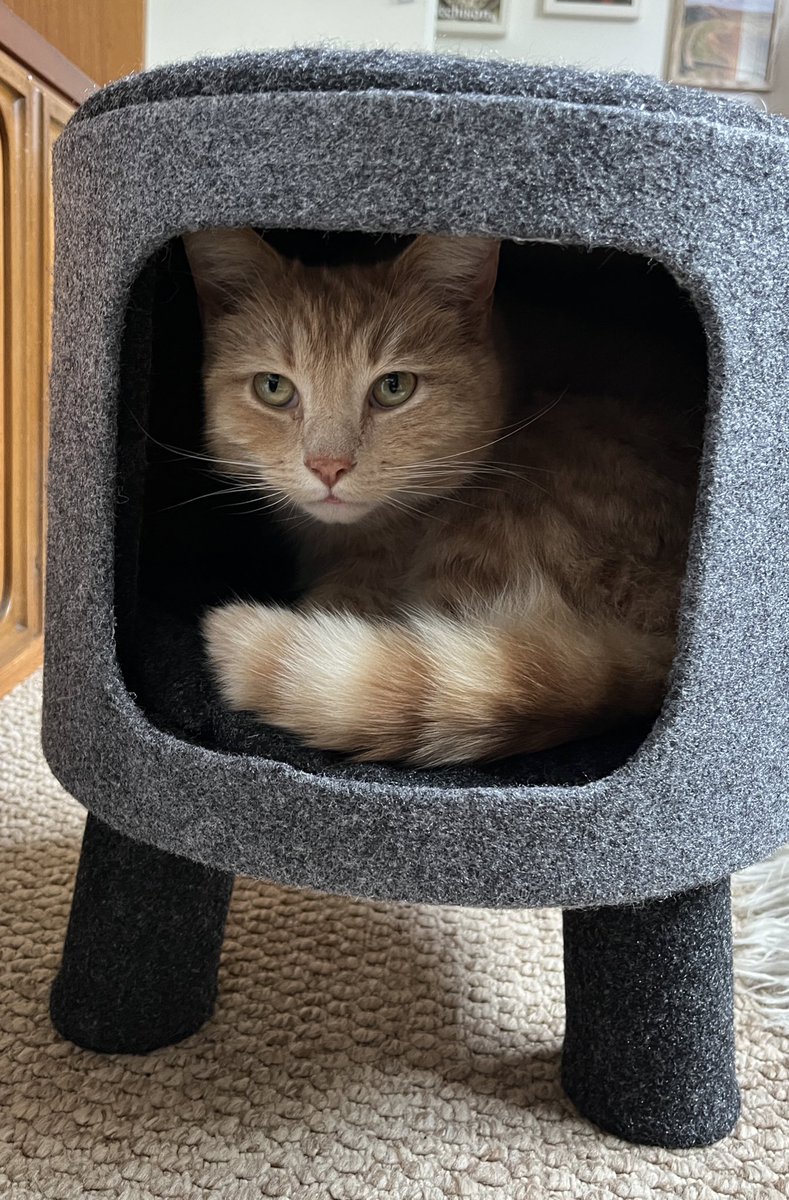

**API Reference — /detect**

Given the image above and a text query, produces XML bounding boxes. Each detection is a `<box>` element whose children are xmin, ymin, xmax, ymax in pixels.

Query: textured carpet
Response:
<box><xmin>1</xmin><ymin>673</ymin><xmax>787</xmax><ymax>1199</ymax></box>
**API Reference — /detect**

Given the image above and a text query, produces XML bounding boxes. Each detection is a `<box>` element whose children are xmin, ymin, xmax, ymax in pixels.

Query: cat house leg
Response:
<box><xmin>561</xmin><ymin>877</ymin><xmax>739</xmax><ymax>1148</ymax></box>
<box><xmin>50</xmin><ymin>814</ymin><xmax>234</xmax><ymax>1054</ymax></box>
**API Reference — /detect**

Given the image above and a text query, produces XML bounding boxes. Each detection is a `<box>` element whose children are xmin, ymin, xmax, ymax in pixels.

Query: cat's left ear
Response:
<box><xmin>398</xmin><ymin>235</ymin><xmax>500</xmax><ymax>310</ymax></box>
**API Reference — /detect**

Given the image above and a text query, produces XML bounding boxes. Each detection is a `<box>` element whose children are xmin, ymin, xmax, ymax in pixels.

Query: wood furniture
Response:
<box><xmin>0</xmin><ymin>2</ymin><xmax>144</xmax><ymax>695</ymax></box>
<box><xmin>0</xmin><ymin>9</ymin><xmax>94</xmax><ymax>695</ymax></box>
<box><xmin>2</xmin><ymin>0</ymin><xmax>144</xmax><ymax>89</ymax></box>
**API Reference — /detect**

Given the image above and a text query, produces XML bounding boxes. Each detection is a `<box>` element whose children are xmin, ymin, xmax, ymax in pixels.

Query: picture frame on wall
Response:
<box><xmin>667</xmin><ymin>0</ymin><xmax>780</xmax><ymax>91</ymax></box>
<box><xmin>542</xmin><ymin>0</ymin><xmax>641</xmax><ymax>18</ymax></box>
<box><xmin>436</xmin><ymin>0</ymin><xmax>510</xmax><ymax>37</ymax></box>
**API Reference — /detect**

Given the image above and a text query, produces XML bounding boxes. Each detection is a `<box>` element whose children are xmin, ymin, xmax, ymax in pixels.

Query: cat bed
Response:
<box><xmin>42</xmin><ymin>49</ymin><xmax>789</xmax><ymax>1150</ymax></box>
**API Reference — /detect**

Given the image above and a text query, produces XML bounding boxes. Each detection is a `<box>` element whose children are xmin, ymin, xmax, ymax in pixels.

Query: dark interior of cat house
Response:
<box><xmin>114</xmin><ymin>231</ymin><xmax>708</xmax><ymax>789</ymax></box>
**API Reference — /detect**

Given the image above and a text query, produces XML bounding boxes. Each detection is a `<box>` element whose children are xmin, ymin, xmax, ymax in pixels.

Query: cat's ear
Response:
<box><xmin>397</xmin><ymin>235</ymin><xmax>500</xmax><ymax>309</ymax></box>
<box><xmin>182</xmin><ymin>228</ymin><xmax>283</xmax><ymax>318</ymax></box>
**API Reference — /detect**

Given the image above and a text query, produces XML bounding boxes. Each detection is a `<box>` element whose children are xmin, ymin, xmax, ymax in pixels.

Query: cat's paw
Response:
<box><xmin>201</xmin><ymin>601</ymin><xmax>294</xmax><ymax>715</ymax></box>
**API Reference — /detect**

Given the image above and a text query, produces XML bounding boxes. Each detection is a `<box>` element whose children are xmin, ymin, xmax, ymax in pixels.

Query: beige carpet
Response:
<box><xmin>1</xmin><ymin>673</ymin><xmax>787</xmax><ymax>1200</ymax></box>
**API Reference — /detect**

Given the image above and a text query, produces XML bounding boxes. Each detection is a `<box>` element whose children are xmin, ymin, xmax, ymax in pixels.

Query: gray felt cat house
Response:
<box><xmin>41</xmin><ymin>49</ymin><xmax>789</xmax><ymax>1150</ymax></box>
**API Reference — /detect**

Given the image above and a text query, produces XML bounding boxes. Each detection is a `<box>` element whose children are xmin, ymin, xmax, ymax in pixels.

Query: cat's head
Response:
<box><xmin>183</xmin><ymin>229</ymin><xmax>505</xmax><ymax>526</ymax></box>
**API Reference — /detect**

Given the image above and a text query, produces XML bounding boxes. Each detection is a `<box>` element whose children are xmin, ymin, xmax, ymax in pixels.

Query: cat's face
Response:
<box><xmin>184</xmin><ymin>230</ymin><xmax>505</xmax><ymax>526</ymax></box>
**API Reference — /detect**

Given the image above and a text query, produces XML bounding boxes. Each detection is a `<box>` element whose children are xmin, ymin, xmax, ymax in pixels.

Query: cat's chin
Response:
<box><xmin>302</xmin><ymin>499</ymin><xmax>374</xmax><ymax>526</ymax></box>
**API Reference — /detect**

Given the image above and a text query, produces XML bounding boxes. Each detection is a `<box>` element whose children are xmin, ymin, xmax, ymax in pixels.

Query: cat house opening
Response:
<box><xmin>113</xmin><ymin>231</ymin><xmax>708</xmax><ymax>790</ymax></box>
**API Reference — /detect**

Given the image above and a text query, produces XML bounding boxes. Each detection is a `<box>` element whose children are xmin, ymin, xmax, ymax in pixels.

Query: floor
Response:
<box><xmin>1</xmin><ymin>672</ymin><xmax>787</xmax><ymax>1199</ymax></box>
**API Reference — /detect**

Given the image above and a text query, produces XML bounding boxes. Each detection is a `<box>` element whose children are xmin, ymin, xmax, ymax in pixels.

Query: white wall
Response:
<box><xmin>146</xmin><ymin>0</ymin><xmax>789</xmax><ymax>116</ymax></box>
<box><xmin>437</xmin><ymin>0</ymin><xmax>671</xmax><ymax>77</ymax></box>
<box><xmin>147</xmin><ymin>0</ymin><xmax>438</xmax><ymax>67</ymax></box>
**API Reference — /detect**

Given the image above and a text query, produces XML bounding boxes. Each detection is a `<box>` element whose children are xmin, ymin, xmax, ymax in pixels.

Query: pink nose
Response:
<box><xmin>305</xmin><ymin>455</ymin><xmax>355</xmax><ymax>489</ymax></box>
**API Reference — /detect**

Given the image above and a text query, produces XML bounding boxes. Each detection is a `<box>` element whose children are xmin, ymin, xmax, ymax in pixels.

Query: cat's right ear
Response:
<box><xmin>182</xmin><ymin>228</ymin><xmax>282</xmax><ymax>320</ymax></box>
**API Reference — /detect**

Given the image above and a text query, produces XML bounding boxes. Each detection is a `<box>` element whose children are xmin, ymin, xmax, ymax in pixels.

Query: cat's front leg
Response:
<box><xmin>201</xmin><ymin>601</ymin><xmax>418</xmax><ymax>759</ymax></box>
<box><xmin>202</xmin><ymin>602</ymin><xmax>299</xmax><ymax>721</ymax></box>
<box><xmin>203</xmin><ymin>599</ymin><xmax>673</xmax><ymax>767</ymax></box>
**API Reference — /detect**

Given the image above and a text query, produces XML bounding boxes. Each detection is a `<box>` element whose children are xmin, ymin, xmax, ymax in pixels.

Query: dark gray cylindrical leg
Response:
<box><xmin>561</xmin><ymin>877</ymin><xmax>740</xmax><ymax>1148</ymax></box>
<box><xmin>51</xmin><ymin>814</ymin><xmax>234</xmax><ymax>1054</ymax></box>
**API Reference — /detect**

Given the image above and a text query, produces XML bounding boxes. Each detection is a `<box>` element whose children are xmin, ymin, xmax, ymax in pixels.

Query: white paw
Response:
<box><xmin>201</xmin><ymin>601</ymin><xmax>294</xmax><ymax>714</ymax></box>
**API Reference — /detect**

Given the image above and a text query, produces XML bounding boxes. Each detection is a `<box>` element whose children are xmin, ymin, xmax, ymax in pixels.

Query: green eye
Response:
<box><xmin>371</xmin><ymin>371</ymin><xmax>417</xmax><ymax>409</ymax></box>
<box><xmin>253</xmin><ymin>373</ymin><xmax>297</xmax><ymax>408</ymax></box>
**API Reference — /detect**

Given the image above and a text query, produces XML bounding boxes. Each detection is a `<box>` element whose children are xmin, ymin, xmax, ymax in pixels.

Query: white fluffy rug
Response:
<box><xmin>1</xmin><ymin>673</ymin><xmax>787</xmax><ymax>1199</ymax></box>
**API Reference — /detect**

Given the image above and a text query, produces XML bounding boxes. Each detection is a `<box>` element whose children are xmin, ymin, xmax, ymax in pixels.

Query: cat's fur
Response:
<box><xmin>184</xmin><ymin>229</ymin><xmax>702</xmax><ymax>766</ymax></box>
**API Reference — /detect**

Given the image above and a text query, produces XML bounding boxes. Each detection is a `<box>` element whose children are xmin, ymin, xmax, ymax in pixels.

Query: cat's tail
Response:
<box><xmin>203</xmin><ymin>598</ymin><xmax>675</xmax><ymax>766</ymax></box>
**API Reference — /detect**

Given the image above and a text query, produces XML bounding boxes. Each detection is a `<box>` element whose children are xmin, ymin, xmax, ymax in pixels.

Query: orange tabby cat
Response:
<box><xmin>184</xmin><ymin>229</ymin><xmax>700</xmax><ymax>765</ymax></box>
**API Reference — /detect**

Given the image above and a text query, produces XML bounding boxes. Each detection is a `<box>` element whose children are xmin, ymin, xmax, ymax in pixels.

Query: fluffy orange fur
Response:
<box><xmin>184</xmin><ymin>229</ymin><xmax>701</xmax><ymax>765</ymax></box>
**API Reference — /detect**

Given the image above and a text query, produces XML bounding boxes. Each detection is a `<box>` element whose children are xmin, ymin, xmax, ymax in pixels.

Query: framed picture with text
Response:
<box><xmin>437</xmin><ymin>0</ymin><xmax>510</xmax><ymax>37</ymax></box>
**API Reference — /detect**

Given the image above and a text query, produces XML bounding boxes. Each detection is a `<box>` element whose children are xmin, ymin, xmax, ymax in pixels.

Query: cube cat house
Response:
<box><xmin>42</xmin><ymin>49</ymin><xmax>789</xmax><ymax>1150</ymax></box>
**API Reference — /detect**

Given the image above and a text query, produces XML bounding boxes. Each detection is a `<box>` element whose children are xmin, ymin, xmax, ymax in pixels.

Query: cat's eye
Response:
<box><xmin>371</xmin><ymin>371</ymin><xmax>417</xmax><ymax>409</ymax></box>
<box><xmin>252</xmin><ymin>372</ymin><xmax>297</xmax><ymax>408</ymax></box>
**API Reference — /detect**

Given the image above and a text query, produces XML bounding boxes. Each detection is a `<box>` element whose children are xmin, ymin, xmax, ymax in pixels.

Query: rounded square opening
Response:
<box><xmin>113</xmin><ymin>231</ymin><xmax>707</xmax><ymax>790</ymax></box>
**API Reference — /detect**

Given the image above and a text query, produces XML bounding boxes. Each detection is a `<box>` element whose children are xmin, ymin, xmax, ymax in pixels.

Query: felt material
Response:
<box><xmin>70</xmin><ymin>46</ymin><xmax>786</xmax><ymax>136</ymax></box>
<box><xmin>42</xmin><ymin>48</ymin><xmax>789</xmax><ymax>907</ymax></box>
<box><xmin>50</xmin><ymin>814</ymin><xmax>234</xmax><ymax>1054</ymax></box>
<box><xmin>561</xmin><ymin>877</ymin><xmax>740</xmax><ymax>1148</ymax></box>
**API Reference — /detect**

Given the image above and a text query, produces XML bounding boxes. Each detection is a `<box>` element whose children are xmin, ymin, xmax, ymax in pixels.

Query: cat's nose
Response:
<box><xmin>304</xmin><ymin>455</ymin><xmax>355</xmax><ymax>489</ymax></box>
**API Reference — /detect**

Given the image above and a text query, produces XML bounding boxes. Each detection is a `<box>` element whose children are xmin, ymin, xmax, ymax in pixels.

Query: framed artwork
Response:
<box><xmin>542</xmin><ymin>0</ymin><xmax>641</xmax><ymax>17</ymax></box>
<box><xmin>437</xmin><ymin>0</ymin><xmax>510</xmax><ymax>36</ymax></box>
<box><xmin>667</xmin><ymin>0</ymin><xmax>781</xmax><ymax>91</ymax></box>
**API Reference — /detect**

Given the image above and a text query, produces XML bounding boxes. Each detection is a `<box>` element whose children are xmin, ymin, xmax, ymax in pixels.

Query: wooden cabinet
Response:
<box><xmin>2</xmin><ymin>0</ymin><xmax>143</xmax><ymax>88</ymax></box>
<box><xmin>0</xmin><ymin>1</ymin><xmax>142</xmax><ymax>696</ymax></box>
<box><xmin>0</xmin><ymin>46</ymin><xmax>76</xmax><ymax>694</ymax></box>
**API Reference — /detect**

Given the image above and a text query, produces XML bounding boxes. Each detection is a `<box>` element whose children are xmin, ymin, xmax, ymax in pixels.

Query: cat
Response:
<box><xmin>183</xmin><ymin>228</ymin><xmax>703</xmax><ymax>766</ymax></box>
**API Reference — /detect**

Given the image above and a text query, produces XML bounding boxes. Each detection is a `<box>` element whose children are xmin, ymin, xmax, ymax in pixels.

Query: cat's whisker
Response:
<box><xmin>381</xmin><ymin>459</ymin><xmax>557</xmax><ymax>476</ymax></box>
<box><xmin>155</xmin><ymin>483</ymin><xmax>265</xmax><ymax>513</ymax></box>
<box><xmin>247</xmin><ymin>494</ymin><xmax>300</xmax><ymax>517</ymax></box>
<box><xmin>382</xmin><ymin>393</ymin><xmax>569</xmax><ymax>473</ymax></box>
<box><xmin>472</xmin><ymin>463</ymin><xmax>556</xmax><ymax>476</ymax></box>
<box><xmin>463</xmin><ymin>468</ymin><xmax>552</xmax><ymax>497</ymax></box>
<box><xmin>123</xmin><ymin>407</ymin><xmax>263</xmax><ymax>472</ymax></box>
<box><xmin>465</xmin><ymin>411</ymin><xmax>564</xmax><ymax>437</ymax></box>
<box><xmin>219</xmin><ymin>492</ymin><xmax>293</xmax><ymax>512</ymax></box>
<box><xmin>396</xmin><ymin>486</ymin><xmax>475</xmax><ymax>504</ymax></box>
<box><xmin>382</xmin><ymin>466</ymin><xmax>551</xmax><ymax>490</ymax></box>
<box><xmin>266</xmin><ymin>502</ymin><xmax>317</xmax><ymax>533</ymax></box>
<box><xmin>380</xmin><ymin>461</ymin><xmax>554</xmax><ymax>479</ymax></box>
<box><xmin>210</xmin><ymin>466</ymin><xmax>264</xmax><ymax>480</ymax></box>
<box><xmin>382</xmin><ymin>462</ymin><xmax>552</xmax><ymax>498</ymax></box>
<box><xmin>383</xmin><ymin>494</ymin><xmax>445</xmax><ymax>523</ymax></box>
<box><xmin>397</xmin><ymin>488</ymin><xmax>484</xmax><ymax>512</ymax></box>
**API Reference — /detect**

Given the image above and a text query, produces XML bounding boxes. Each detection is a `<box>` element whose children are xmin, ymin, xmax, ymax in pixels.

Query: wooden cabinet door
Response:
<box><xmin>0</xmin><ymin>46</ymin><xmax>74</xmax><ymax>695</ymax></box>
